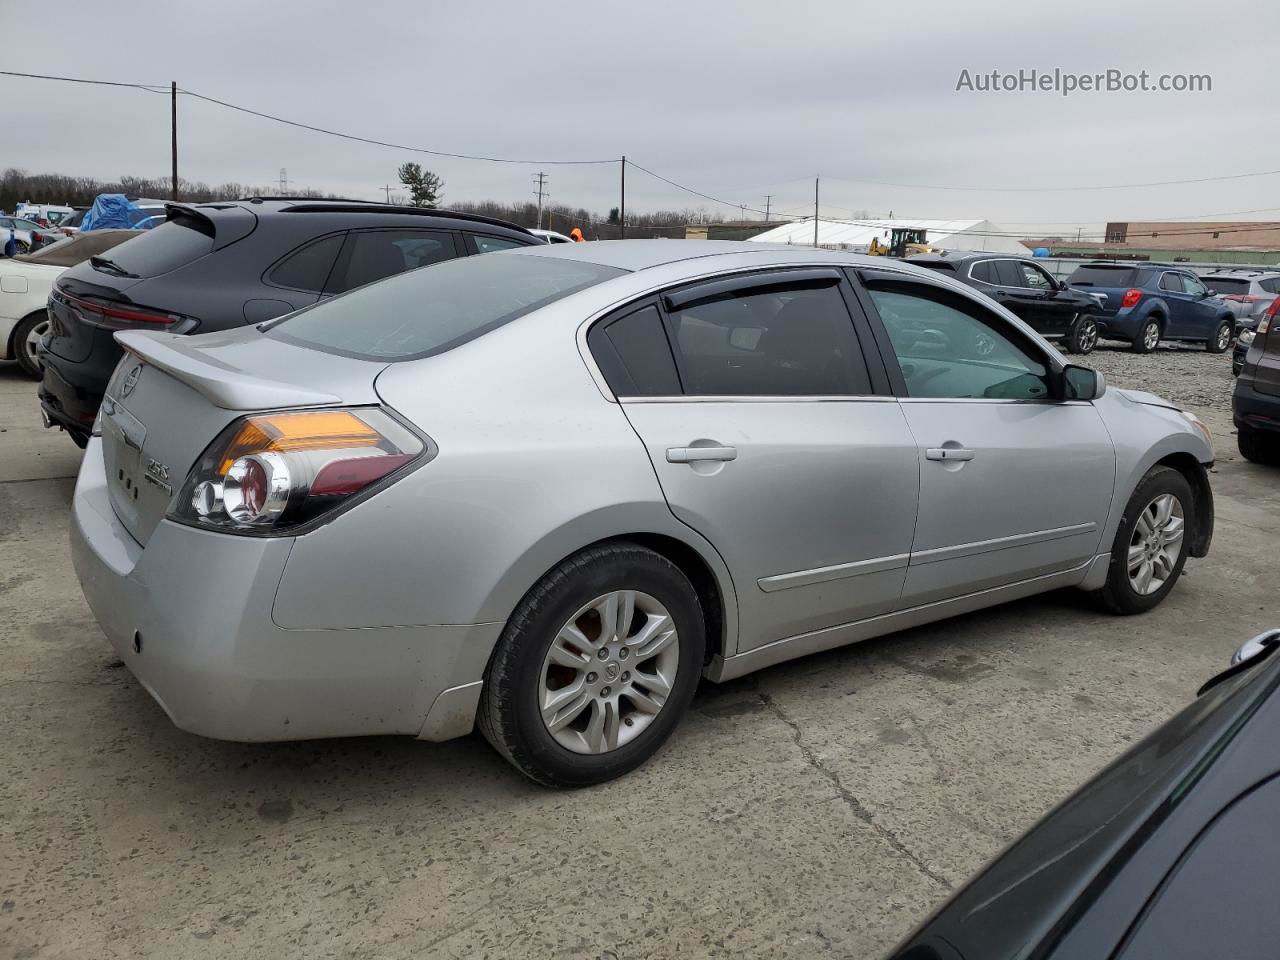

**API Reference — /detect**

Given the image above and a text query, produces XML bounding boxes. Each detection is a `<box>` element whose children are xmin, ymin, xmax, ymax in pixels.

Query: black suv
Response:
<box><xmin>1233</xmin><ymin>298</ymin><xmax>1280</xmax><ymax>464</ymax></box>
<box><xmin>38</xmin><ymin>199</ymin><xmax>539</xmax><ymax>445</ymax></box>
<box><xmin>905</xmin><ymin>251</ymin><xmax>1102</xmax><ymax>354</ymax></box>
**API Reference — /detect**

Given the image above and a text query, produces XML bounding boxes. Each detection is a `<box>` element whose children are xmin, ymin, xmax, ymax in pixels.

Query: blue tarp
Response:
<box><xmin>81</xmin><ymin>194</ymin><xmax>160</xmax><ymax>231</ymax></box>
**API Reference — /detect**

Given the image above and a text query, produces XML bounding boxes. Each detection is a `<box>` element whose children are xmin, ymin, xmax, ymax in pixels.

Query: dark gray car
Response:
<box><xmin>38</xmin><ymin>198</ymin><xmax>539</xmax><ymax>444</ymax></box>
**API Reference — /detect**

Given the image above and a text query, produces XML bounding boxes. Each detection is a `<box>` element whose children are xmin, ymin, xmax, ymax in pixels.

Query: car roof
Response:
<box><xmin>501</xmin><ymin>238</ymin><xmax>917</xmax><ymax>272</ymax></box>
<box><xmin>1203</xmin><ymin>268</ymin><xmax>1280</xmax><ymax>278</ymax></box>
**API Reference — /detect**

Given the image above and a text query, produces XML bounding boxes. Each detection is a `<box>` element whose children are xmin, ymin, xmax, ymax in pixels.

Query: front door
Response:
<box><xmin>1003</xmin><ymin>260</ymin><xmax>1079</xmax><ymax>338</ymax></box>
<box><xmin>588</xmin><ymin>270</ymin><xmax>922</xmax><ymax>651</ymax></box>
<box><xmin>859</xmin><ymin>274</ymin><xmax>1116</xmax><ymax>606</ymax></box>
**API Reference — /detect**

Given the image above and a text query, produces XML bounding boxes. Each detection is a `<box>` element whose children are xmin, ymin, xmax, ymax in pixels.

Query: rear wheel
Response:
<box><xmin>1094</xmin><ymin>466</ymin><xmax>1193</xmax><ymax>615</ymax></box>
<box><xmin>13</xmin><ymin>312</ymin><xmax>50</xmax><ymax>379</ymax></box>
<box><xmin>1065</xmin><ymin>315</ymin><xmax>1098</xmax><ymax>355</ymax></box>
<box><xmin>1132</xmin><ymin>318</ymin><xmax>1161</xmax><ymax>353</ymax></box>
<box><xmin>1206</xmin><ymin>319</ymin><xmax>1233</xmax><ymax>354</ymax></box>
<box><xmin>477</xmin><ymin>543</ymin><xmax>705</xmax><ymax>787</ymax></box>
<box><xmin>1238</xmin><ymin>426</ymin><xmax>1280</xmax><ymax>466</ymax></box>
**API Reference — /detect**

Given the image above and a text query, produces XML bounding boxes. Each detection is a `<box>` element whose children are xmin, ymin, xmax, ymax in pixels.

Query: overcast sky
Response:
<box><xmin>5</xmin><ymin>0</ymin><xmax>1275</xmax><ymax>238</ymax></box>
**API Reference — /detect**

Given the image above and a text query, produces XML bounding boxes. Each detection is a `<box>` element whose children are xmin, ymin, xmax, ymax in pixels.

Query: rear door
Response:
<box><xmin>324</xmin><ymin>228</ymin><xmax>460</xmax><ymax>295</ymax></box>
<box><xmin>590</xmin><ymin>269</ymin><xmax>921</xmax><ymax>650</ymax></box>
<box><xmin>857</xmin><ymin>271</ymin><xmax>1115</xmax><ymax>606</ymax></box>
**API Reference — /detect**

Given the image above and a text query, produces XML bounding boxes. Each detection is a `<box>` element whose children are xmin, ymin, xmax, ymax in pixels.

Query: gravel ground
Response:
<box><xmin>1085</xmin><ymin>342</ymin><xmax>1236</xmax><ymax>411</ymax></box>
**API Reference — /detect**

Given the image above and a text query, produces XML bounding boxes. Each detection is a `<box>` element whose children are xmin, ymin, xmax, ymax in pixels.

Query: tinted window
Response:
<box><xmin>868</xmin><ymin>284</ymin><xmax>1050</xmax><ymax>400</ymax></box>
<box><xmin>1069</xmin><ymin>265</ymin><xmax>1137</xmax><ymax>287</ymax></box>
<box><xmin>969</xmin><ymin>260</ymin><xmax>995</xmax><ymax>283</ymax></box>
<box><xmin>268</xmin><ymin>234</ymin><xmax>344</xmax><ymax>292</ymax></box>
<box><xmin>271</xmin><ymin>253</ymin><xmax>625</xmax><ymax>361</ymax></box>
<box><xmin>1018</xmin><ymin>262</ymin><xmax>1055</xmax><ymax>289</ymax></box>
<box><xmin>471</xmin><ymin>234</ymin><xmax>527</xmax><ymax>253</ymax></box>
<box><xmin>332</xmin><ymin>230</ymin><xmax>456</xmax><ymax>293</ymax></box>
<box><xmin>589</xmin><ymin>305</ymin><xmax>681</xmax><ymax>397</ymax></box>
<box><xmin>1159</xmin><ymin>272</ymin><xmax>1184</xmax><ymax>293</ymax></box>
<box><xmin>993</xmin><ymin>260</ymin><xmax>1024</xmax><ymax>287</ymax></box>
<box><xmin>86</xmin><ymin>220</ymin><xmax>213</xmax><ymax>278</ymax></box>
<box><xmin>1204</xmin><ymin>277</ymin><xmax>1250</xmax><ymax>295</ymax></box>
<box><xmin>664</xmin><ymin>283</ymin><xmax>870</xmax><ymax>396</ymax></box>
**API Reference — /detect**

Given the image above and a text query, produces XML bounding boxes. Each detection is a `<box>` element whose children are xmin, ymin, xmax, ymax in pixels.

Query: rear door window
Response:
<box><xmin>993</xmin><ymin>260</ymin><xmax>1024</xmax><ymax>287</ymax></box>
<box><xmin>969</xmin><ymin>260</ymin><xmax>995</xmax><ymax>283</ymax></box>
<box><xmin>327</xmin><ymin>229</ymin><xmax>459</xmax><ymax>294</ymax></box>
<box><xmin>663</xmin><ymin>280</ymin><xmax>871</xmax><ymax>396</ymax></box>
<box><xmin>83</xmin><ymin>218</ymin><xmax>214</xmax><ymax>278</ymax></box>
<box><xmin>1159</xmin><ymin>272</ymin><xmax>1185</xmax><ymax>293</ymax></box>
<box><xmin>468</xmin><ymin>234</ymin><xmax>530</xmax><ymax>254</ymax></box>
<box><xmin>588</xmin><ymin>304</ymin><xmax>681</xmax><ymax>397</ymax></box>
<box><xmin>267</xmin><ymin>234</ymin><xmax>345</xmax><ymax>292</ymax></box>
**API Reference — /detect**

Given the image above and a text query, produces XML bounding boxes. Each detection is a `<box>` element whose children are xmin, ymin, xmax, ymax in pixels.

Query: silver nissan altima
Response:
<box><xmin>71</xmin><ymin>241</ymin><xmax>1215</xmax><ymax>786</ymax></box>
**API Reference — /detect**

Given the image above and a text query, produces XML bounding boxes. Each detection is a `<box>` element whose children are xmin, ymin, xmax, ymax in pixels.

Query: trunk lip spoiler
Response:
<box><xmin>113</xmin><ymin>330</ymin><xmax>342</xmax><ymax>412</ymax></box>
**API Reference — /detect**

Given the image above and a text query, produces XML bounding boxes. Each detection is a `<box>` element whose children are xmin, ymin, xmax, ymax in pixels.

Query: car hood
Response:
<box><xmin>1114</xmin><ymin>387</ymin><xmax>1181</xmax><ymax>412</ymax></box>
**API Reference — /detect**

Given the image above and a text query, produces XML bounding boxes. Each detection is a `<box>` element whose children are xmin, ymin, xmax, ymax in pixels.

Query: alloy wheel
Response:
<box><xmin>1127</xmin><ymin>493</ymin><xmax>1185</xmax><ymax>595</ymax></box>
<box><xmin>1143</xmin><ymin>323</ymin><xmax>1160</xmax><ymax>351</ymax></box>
<box><xmin>539</xmin><ymin>590</ymin><xmax>680</xmax><ymax>755</ymax></box>
<box><xmin>23</xmin><ymin>317</ymin><xmax>50</xmax><ymax>371</ymax></box>
<box><xmin>1216</xmin><ymin>324</ymin><xmax>1231</xmax><ymax>351</ymax></box>
<box><xmin>1079</xmin><ymin>319</ymin><xmax>1098</xmax><ymax>352</ymax></box>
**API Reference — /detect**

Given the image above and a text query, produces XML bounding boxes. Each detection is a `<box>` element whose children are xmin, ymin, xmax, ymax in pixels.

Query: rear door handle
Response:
<box><xmin>926</xmin><ymin>447</ymin><xmax>975</xmax><ymax>462</ymax></box>
<box><xmin>667</xmin><ymin>445</ymin><xmax>738</xmax><ymax>463</ymax></box>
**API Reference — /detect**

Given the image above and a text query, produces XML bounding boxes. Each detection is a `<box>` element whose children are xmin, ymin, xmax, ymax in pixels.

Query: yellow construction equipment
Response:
<box><xmin>866</xmin><ymin>227</ymin><xmax>937</xmax><ymax>258</ymax></box>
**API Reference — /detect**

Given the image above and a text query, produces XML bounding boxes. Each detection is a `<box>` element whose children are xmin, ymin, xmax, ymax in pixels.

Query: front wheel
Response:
<box><xmin>477</xmin><ymin>543</ymin><xmax>706</xmax><ymax>787</ymax></box>
<box><xmin>13</xmin><ymin>312</ymin><xmax>50</xmax><ymax>378</ymax></box>
<box><xmin>1065</xmin><ymin>315</ymin><xmax>1098</xmax><ymax>355</ymax></box>
<box><xmin>1206</xmin><ymin>319</ymin><xmax>1233</xmax><ymax>354</ymax></box>
<box><xmin>1093</xmin><ymin>466</ymin><xmax>1193</xmax><ymax>615</ymax></box>
<box><xmin>1132</xmin><ymin>318</ymin><xmax>1161</xmax><ymax>353</ymax></box>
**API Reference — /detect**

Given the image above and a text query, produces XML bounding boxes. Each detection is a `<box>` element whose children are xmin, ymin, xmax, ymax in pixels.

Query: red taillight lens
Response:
<box><xmin>62</xmin><ymin>293</ymin><xmax>178</xmax><ymax>329</ymax></box>
<box><xmin>1258</xmin><ymin>298</ymin><xmax>1280</xmax><ymax>334</ymax></box>
<box><xmin>1121</xmin><ymin>288</ymin><xmax>1143</xmax><ymax>309</ymax></box>
<box><xmin>311</xmin><ymin>453</ymin><xmax>414</xmax><ymax>497</ymax></box>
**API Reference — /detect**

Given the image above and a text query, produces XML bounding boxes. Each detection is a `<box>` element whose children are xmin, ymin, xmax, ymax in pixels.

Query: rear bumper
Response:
<box><xmin>1093</xmin><ymin>309</ymin><xmax>1143</xmax><ymax>339</ymax></box>
<box><xmin>1233</xmin><ymin>377</ymin><xmax>1280</xmax><ymax>434</ymax></box>
<box><xmin>38</xmin><ymin>350</ymin><xmax>109</xmax><ymax>438</ymax></box>
<box><xmin>71</xmin><ymin>437</ymin><xmax>500</xmax><ymax>743</ymax></box>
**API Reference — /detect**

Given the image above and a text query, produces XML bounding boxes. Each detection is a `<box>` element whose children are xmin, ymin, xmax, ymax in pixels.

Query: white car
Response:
<box><xmin>0</xmin><ymin>216</ymin><xmax>46</xmax><ymax>255</ymax></box>
<box><xmin>1</xmin><ymin>229</ymin><xmax>140</xmax><ymax>377</ymax></box>
<box><xmin>529</xmin><ymin>228</ymin><xmax>575</xmax><ymax>244</ymax></box>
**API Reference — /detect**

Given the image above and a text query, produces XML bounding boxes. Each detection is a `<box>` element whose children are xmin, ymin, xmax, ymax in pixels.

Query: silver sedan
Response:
<box><xmin>71</xmin><ymin>241</ymin><xmax>1215</xmax><ymax>786</ymax></box>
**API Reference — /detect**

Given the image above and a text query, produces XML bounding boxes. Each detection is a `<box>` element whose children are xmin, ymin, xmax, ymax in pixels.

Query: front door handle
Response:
<box><xmin>667</xmin><ymin>445</ymin><xmax>738</xmax><ymax>464</ymax></box>
<box><xmin>925</xmin><ymin>447</ymin><xmax>975</xmax><ymax>462</ymax></box>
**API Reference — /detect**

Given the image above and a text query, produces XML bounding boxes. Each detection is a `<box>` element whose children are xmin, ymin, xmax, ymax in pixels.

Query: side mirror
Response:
<box><xmin>1062</xmin><ymin>365</ymin><xmax>1105</xmax><ymax>401</ymax></box>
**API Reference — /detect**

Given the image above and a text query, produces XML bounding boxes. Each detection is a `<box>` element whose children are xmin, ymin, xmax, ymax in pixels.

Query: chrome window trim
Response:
<box><xmin>965</xmin><ymin>257</ymin><xmax>1052</xmax><ymax>291</ymax></box>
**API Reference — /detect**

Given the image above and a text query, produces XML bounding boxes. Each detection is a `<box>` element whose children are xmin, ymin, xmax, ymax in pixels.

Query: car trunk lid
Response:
<box><xmin>101</xmin><ymin>328</ymin><xmax>387</xmax><ymax>546</ymax></box>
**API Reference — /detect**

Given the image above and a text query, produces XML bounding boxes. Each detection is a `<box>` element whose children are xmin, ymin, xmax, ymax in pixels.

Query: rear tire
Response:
<box><xmin>1132</xmin><ymin>318</ymin><xmax>1161</xmax><ymax>353</ymax></box>
<box><xmin>477</xmin><ymin>542</ymin><xmax>705</xmax><ymax>787</ymax></box>
<box><xmin>1238</xmin><ymin>426</ymin><xmax>1280</xmax><ymax>466</ymax></box>
<box><xmin>1206</xmin><ymin>319</ymin><xmax>1232</xmax><ymax>354</ymax></box>
<box><xmin>13</xmin><ymin>312</ymin><xmax>50</xmax><ymax>379</ymax></box>
<box><xmin>1094</xmin><ymin>466</ymin><xmax>1193</xmax><ymax>615</ymax></box>
<box><xmin>1065</xmin><ymin>315</ymin><xmax>1098</xmax><ymax>355</ymax></box>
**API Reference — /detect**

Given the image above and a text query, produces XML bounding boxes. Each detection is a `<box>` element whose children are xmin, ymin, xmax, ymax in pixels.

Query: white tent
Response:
<box><xmin>747</xmin><ymin>218</ymin><xmax>1029</xmax><ymax>255</ymax></box>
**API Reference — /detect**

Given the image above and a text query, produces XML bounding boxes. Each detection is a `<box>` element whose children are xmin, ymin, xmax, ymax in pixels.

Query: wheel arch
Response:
<box><xmin>1154</xmin><ymin>452</ymin><xmax>1214</xmax><ymax>558</ymax></box>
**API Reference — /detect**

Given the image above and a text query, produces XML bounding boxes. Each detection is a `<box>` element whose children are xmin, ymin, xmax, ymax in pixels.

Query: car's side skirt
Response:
<box><xmin>706</xmin><ymin>558</ymin><xmax>1093</xmax><ymax>682</ymax></box>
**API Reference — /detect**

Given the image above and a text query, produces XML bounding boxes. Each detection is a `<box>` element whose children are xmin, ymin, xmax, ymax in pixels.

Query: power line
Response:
<box><xmin>0</xmin><ymin>68</ymin><xmax>169</xmax><ymax>93</ymax></box>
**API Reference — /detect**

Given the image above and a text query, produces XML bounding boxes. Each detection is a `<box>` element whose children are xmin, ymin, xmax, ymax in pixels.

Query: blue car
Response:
<box><xmin>1067</xmin><ymin>262</ymin><xmax>1236</xmax><ymax>353</ymax></box>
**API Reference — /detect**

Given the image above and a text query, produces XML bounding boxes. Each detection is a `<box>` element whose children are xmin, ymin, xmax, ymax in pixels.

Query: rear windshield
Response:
<box><xmin>1068</xmin><ymin>265</ymin><xmax>1137</xmax><ymax>287</ymax></box>
<box><xmin>15</xmin><ymin>229</ymin><xmax>139</xmax><ymax>267</ymax></box>
<box><xmin>269</xmin><ymin>252</ymin><xmax>627</xmax><ymax>361</ymax></box>
<box><xmin>1203</xmin><ymin>277</ymin><xmax>1251</xmax><ymax>295</ymax></box>
<box><xmin>88</xmin><ymin>219</ymin><xmax>213</xmax><ymax>278</ymax></box>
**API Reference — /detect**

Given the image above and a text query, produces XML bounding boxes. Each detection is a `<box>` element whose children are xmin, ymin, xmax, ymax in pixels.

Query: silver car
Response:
<box><xmin>71</xmin><ymin>241</ymin><xmax>1216</xmax><ymax>786</ymax></box>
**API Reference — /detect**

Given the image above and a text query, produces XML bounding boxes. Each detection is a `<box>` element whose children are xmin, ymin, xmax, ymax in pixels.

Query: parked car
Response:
<box><xmin>906</xmin><ymin>251</ymin><xmax>1102</xmax><ymax>353</ymax></box>
<box><xmin>1202</xmin><ymin>268</ymin><xmax>1280</xmax><ymax>333</ymax></box>
<box><xmin>1</xmin><ymin>230</ymin><xmax>141</xmax><ymax>377</ymax></box>
<box><xmin>1066</xmin><ymin>262</ymin><xmax>1236</xmax><ymax>353</ymax></box>
<box><xmin>0</xmin><ymin>215</ymin><xmax>48</xmax><ymax>254</ymax></box>
<box><xmin>530</xmin><ymin>228</ymin><xmax>574</xmax><ymax>244</ymax></box>
<box><xmin>1232</xmin><ymin>297</ymin><xmax>1280</xmax><ymax>464</ymax></box>
<box><xmin>57</xmin><ymin>208</ymin><xmax>89</xmax><ymax>237</ymax></box>
<box><xmin>887</xmin><ymin>627</ymin><xmax>1280</xmax><ymax>960</ymax></box>
<box><xmin>39</xmin><ymin>199</ymin><xmax>539</xmax><ymax>445</ymax></box>
<box><xmin>16</xmin><ymin>203</ymin><xmax>76</xmax><ymax>228</ymax></box>
<box><xmin>70</xmin><ymin>242</ymin><xmax>1214</xmax><ymax>787</ymax></box>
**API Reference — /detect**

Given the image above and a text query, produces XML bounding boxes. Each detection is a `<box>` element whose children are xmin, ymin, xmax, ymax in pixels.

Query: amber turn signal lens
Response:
<box><xmin>216</xmin><ymin>410</ymin><xmax>380</xmax><ymax>476</ymax></box>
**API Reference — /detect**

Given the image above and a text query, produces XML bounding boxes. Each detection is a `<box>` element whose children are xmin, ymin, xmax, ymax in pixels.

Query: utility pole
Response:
<box><xmin>278</xmin><ymin>168</ymin><xmax>288</xmax><ymax>195</ymax></box>
<box><xmin>382</xmin><ymin>184</ymin><xmax>393</xmax><ymax>203</ymax></box>
<box><xmin>813</xmin><ymin>177</ymin><xmax>820</xmax><ymax>248</ymax></box>
<box><xmin>764</xmin><ymin>195</ymin><xmax>772</xmax><ymax>222</ymax></box>
<box><xmin>533</xmin><ymin>172</ymin><xmax>548</xmax><ymax>229</ymax></box>
<box><xmin>170</xmin><ymin>81</ymin><xmax>178</xmax><ymax>201</ymax></box>
<box><xmin>619</xmin><ymin>156</ymin><xmax>626</xmax><ymax>240</ymax></box>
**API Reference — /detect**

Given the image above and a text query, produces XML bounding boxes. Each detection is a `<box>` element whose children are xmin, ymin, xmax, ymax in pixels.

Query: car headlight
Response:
<box><xmin>1182</xmin><ymin>410</ymin><xmax>1213</xmax><ymax>449</ymax></box>
<box><xmin>1239</xmin><ymin>329</ymin><xmax>1256</xmax><ymax>347</ymax></box>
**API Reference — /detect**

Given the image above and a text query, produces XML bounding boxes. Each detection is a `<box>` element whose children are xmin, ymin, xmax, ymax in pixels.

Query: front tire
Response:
<box><xmin>1206</xmin><ymin>319</ymin><xmax>1232</xmax><ymax>354</ymax></box>
<box><xmin>1238</xmin><ymin>426</ymin><xmax>1280</xmax><ymax>465</ymax></box>
<box><xmin>477</xmin><ymin>543</ymin><xmax>705</xmax><ymax>787</ymax></box>
<box><xmin>1065</xmin><ymin>315</ymin><xmax>1098</xmax><ymax>355</ymax></box>
<box><xmin>1132</xmin><ymin>318</ymin><xmax>1161</xmax><ymax>353</ymax></box>
<box><xmin>13</xmin><ymin>312</ymin><xmax>50</xmax><ymax>378</ymax></box>
<box><xmin>1094</xmin><ymin>466</ymin><xmax>1193</xmax><ymax>615</ymax></box>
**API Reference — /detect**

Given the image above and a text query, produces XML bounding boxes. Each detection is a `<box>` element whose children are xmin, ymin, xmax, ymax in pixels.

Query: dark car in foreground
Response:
<box><xmin>1066</xmin><ymin>262</ymin><xmax>1236</xmax><ymax>353</ymax></box>
<box><xmin>38</xmin><ymin>198</ymin><xmax>539</xmax><ymax>445</ymax></box>
<box><xmin>889</xmin><ymin>627</ymin><xmax>1280</xmax><ymax>960</ymax></box>
<box><xmin>905</xmin><ymin>251</ymin><xmax>1102</xmax><ymax>353</ymax></box>
<box><xmin>1233</xmin><ymin>297</ymin><xmax>1280</xmax><ymax>463</ymax></box>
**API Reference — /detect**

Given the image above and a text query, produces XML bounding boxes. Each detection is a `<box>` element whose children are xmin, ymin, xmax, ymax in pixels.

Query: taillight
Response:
<box><xmin>1121</xmin><ymin>288</ymin><xmax>1143</xmax><ymax>309</ymax></box>
<box><xmin>169</xmin><ymin>408</ymin><xmax>426</xmax><ymax>535</ymax></box>
<box><xmin>60</xmin><ymin>292</ymin><xmax>182</xmax><ymax>330</ymax></box>
<box><xmin>1258</xmin><ymin>298</ymin><xmax>1280</xmax><ymax>335</ymax></box>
